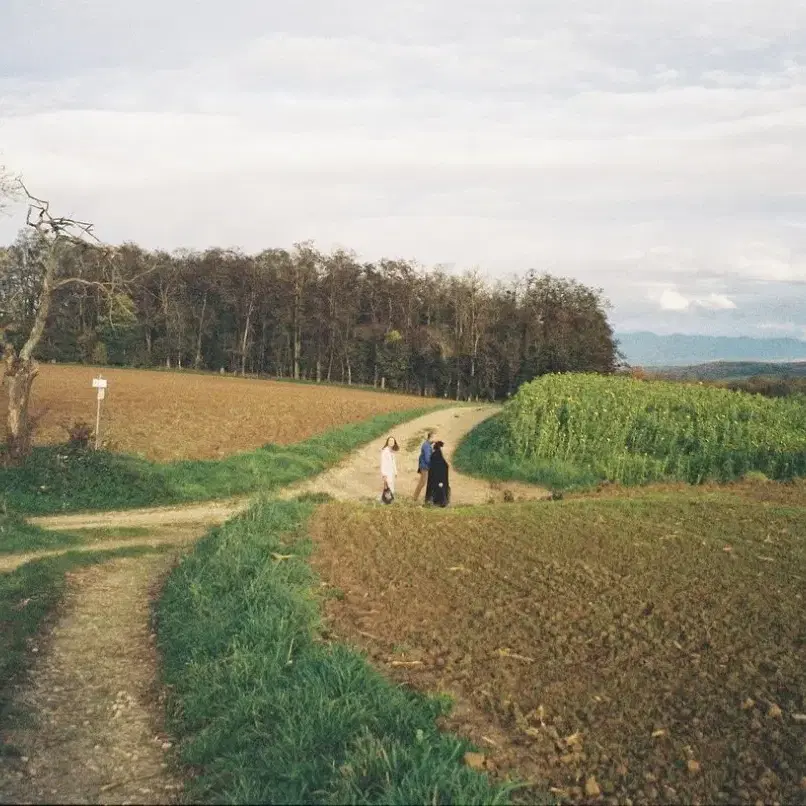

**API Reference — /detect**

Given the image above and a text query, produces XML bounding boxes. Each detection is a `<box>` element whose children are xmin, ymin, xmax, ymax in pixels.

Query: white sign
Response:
<box><xmin>92</xmin><ymin>378</ymin><xmax>108</xmax><ymax>389</ymax></box>
<box><xmin>97</xmin><ymin>388</ymin><xmax>106</xmax><ymax>400</ymax></box>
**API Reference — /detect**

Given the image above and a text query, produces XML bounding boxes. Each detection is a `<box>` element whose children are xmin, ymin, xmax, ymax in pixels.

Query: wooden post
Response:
<box><xmin>92</xmin><ymin>375</ymin><xmax>107</xmax><ymax>450</ymax></box>
<box><xmin>95</xmin><ymin>387</ymin><xmax>101</xmax><ymax>450</ymax></box>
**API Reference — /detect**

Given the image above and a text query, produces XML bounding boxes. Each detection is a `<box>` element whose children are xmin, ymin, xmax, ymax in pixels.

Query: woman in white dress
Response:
<box><xmin>380</xmin><ymin>436</ymin><xmax>399</xmax><ymax>501</ymax></box>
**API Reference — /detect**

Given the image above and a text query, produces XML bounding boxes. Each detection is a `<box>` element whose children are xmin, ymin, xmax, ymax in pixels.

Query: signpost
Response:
<box><xmin>92</xmin><ymin>376</ymin><xmax>108</xmax><ymax>450</ymax></box>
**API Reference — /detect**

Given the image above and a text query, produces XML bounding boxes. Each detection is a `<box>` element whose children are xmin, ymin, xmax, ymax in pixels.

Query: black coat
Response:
<box><xmin>425</xmin><ymin>448</ymin><xmax>450</xmax><ymax>506</ymax></box>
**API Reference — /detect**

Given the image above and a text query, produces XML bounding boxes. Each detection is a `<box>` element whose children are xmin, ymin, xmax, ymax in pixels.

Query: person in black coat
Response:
<box><xmin>425</xmin><ymin>441</ymin><xmax>450</xmax><ymax>507</ymax></box>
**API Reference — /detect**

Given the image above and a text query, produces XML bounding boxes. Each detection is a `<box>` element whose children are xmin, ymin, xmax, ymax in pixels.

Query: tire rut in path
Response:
<box><xmin>0</xmin><ymin>555</ymin><xmax>185</xmax><ymax>805</ymax></box>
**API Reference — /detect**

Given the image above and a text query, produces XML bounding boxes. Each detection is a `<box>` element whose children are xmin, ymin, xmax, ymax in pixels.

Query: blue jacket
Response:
<box><xmin>418</xmin><ymin>440</ymin><xmax>433</xmax><ymax>471</ymax></box>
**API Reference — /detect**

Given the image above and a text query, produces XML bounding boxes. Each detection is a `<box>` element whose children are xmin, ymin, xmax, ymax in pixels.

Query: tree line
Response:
<box><xmin>2</xmin><ymin>231</ymin><xmax>618</xmax><ymax>401</ymax></box>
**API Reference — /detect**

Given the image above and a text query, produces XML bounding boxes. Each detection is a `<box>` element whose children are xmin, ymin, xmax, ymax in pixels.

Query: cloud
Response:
<box><xmin>655</xmin><ymin>288</ymin><xmax>737</xmax><ymax>313</ymax></box>
<box><xmin>659</xmin><ymin>290</ymin><xmax>691</xmax><ymax>311</ymax></box>
<box><xmin>1</xmin><ymin>0</ymin><xmax>806</xmax><ymax>337</ymax></box>
<box><xmin>697</xmin><ymin>294</ymin><xmax>737</xmax><ymax>310</ymax></box>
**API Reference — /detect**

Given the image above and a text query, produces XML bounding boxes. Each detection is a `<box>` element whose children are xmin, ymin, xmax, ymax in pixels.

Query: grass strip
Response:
<box><xmin>157</xmin><ymin>496</ymin><xmax>513</xmax><ymax>805</ymax></box>
<box><xmin>0</xmin><ymin>407</ymin><xmax>438</xmax><ymax>517</ymax></box>
<box><xmin>0</xmin><ymin>544</ymin><xmax>167</xmax><ymax>733</ymax></box>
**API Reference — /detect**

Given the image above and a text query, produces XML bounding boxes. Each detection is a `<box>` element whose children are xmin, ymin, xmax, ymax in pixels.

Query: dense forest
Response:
<box><xmin>1</xmin><ymin>231</ymin><xmax>618</xmax><ymax>400</ymax></box>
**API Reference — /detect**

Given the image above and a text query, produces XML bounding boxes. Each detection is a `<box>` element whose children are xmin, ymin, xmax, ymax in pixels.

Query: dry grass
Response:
<box><xmin>1</xmin><ymin>365</ymin><xmax>429</xmax><ymax>461</ymax></box>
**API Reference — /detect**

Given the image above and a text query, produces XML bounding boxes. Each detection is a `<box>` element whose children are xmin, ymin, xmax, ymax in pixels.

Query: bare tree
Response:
<box><xmin>1</xmin><ymin>183</ymin><xmax>125</xmax><ymax>463</ymax></box>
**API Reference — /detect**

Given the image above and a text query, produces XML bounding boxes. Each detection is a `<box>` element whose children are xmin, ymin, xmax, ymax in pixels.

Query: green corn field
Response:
<box><xmin>503</xmin><ymin>373</ymin><xmax>806</xmax><ymax>484</ymax></box>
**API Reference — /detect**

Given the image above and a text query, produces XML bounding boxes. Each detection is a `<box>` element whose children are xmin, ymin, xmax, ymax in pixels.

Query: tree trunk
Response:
<box><xmin>293</xmin><ymin>329</ymin><xmax>301</xmax><ymax>380</ymax></box>
<box><xmin>241</xmin><ymin>296</ymin><xmax>254</xmax><ymax>377</ymax></box>
<box><xmin>194</xmin><ymin>291</ymin><xmax>208</xmax><ymax>369</ymax></box>
<box><xmin>2</xmin><ymin>247</ymin><xmax>57</xmax><ymax>464</ymax></box>
<box><xmin>3</xmin><ymin>356</ymin><xmax>38</xmax><ymax>463</ymax></box>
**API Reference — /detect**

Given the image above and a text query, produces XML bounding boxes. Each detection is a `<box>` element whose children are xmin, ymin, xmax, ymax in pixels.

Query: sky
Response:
<box><xmin>1</xmin><ymin>0</ymin><xmax>805</xmax><ymax>338</ymax></box>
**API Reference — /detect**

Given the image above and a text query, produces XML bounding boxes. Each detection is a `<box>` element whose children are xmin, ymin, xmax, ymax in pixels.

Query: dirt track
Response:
<box><xmin>0</xmin><ymin>556</ymin><xmax>184</xmax><ymax>804</ymax></box>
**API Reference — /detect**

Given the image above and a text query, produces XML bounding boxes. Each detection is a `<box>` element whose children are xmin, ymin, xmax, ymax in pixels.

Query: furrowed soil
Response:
<box><xmin>309</xmin><ymin>488</ymin><xmax>806</xmax><ymax>805</ymax></box>
<box><xmin>1</xmin><ymin>364</ymin><xmax>429</xmax><ymax>461</ymax></box>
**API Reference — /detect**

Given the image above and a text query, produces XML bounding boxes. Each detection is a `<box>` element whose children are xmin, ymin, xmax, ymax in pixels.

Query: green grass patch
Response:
<box><xmin>0</xmin><ymin>545</ymin><xmax>166</xmax><ymax>730</ymax></box>
<box><xmin>0</xmin><ymin>407</ymin><xmax>437</xmax><ymax>517</ymax></box>
<box><xmin>157</xmin><ymin>498</ymin><xmax>512</xmax><ymax>805</ymax></box>
<box><xmin>70</xmin><ymin>526</ymin><xmax>151</xmax><ymax>542</ymax></box>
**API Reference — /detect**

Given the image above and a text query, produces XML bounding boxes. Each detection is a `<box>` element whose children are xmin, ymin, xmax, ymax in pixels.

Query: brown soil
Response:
<box><xmin>308</xmin><ymin>497</ymin><xmax>806</xmax><ymax>806</ymax></box>
<box><xmin>0</xmin><ymin>555</ymin><xmax>186</xmax><ymax>804</ymax></box>
<box><xmin>2</xmin><ymin>364</ymin><xmax>431</xmax><ymax>461</ymax></box>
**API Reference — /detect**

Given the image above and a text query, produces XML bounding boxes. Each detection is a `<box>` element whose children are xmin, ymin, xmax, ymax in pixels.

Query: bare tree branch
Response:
<box><xmin>52</xmin><ymin>277</ymin><xmax>108</xmax><ymax>291</ymax></box>
<box><xmin>19</xmin><ymin>179</ymin><xmax>103</xmax><ymax>248</ymax></box>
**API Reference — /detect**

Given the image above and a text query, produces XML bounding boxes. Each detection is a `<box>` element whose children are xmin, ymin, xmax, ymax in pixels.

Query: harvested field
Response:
<box><xmin>309</xmin><ymin>487</ymin><xmax>806</xmax><ymax>805</ymax></box>
<box><xmin>1</xmin><ymin>365</ymin><xmax>430</xmax><ymax>461</ymax></box>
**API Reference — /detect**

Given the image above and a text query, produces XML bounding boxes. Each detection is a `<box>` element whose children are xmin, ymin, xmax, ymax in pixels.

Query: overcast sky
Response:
<box><xmin>1</xmin><ymin>0</ymin><xmax>805</xmax><ymax>337</ymax></box>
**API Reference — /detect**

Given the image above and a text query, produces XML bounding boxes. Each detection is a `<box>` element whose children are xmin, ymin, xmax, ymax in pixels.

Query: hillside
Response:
<box><xmin>617</xmin><ymin>332</ymin><xmax>806</xmax><ymax>367</ymax></box>
<box><xmin>654</xmin><ymin>360</ymin><xmax>806</xmax><ymax>381</ymax></box>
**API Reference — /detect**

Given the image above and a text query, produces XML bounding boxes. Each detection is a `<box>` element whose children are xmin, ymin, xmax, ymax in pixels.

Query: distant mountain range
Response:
<box><xmin>655</xmin><ymin>361</ymin><xmax>806</xmax><ymax>381</ymax></box>
<box><xmin>616</xmin><ymin>332</ymin><xmax>806</xmax><ymax>368</ymax></box>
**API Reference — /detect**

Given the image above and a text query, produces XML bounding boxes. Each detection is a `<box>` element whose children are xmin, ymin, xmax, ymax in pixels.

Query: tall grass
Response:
<box><xmin>458</xmin><ymin>374</ymin><xmax>806</xmax><ymax>488</ymax></box>
<box><xmin>453</xmin><ymin>416</ymin><xmax>601</xmax><ymax>491</ymax></box>
<box><xmin>157</xmin><ymin>498</ymin><xmax>512</xmax><ymax>805</ymax></box>
<box><xmin>0</xmin><ymin>407</ymin><xmax>438</xmax><ymax>516</ymax></box>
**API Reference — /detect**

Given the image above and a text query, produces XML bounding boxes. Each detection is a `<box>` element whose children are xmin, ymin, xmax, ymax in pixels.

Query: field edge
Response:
<box><xmin>155</xmin><ymin>497</ymin><xmax>517</xmax><ymax>805</ymax></box>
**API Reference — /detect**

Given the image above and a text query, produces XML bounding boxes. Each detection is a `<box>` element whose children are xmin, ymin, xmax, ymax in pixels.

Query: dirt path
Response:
<box><xmin>28</xmin><ymin>497</ymin><xmax>248</xmax><ymax>533</ymax></box>
<box><xmin>280</xmin><ymin>405</ymin><xmax>548</xmax><ymax>505</ymax></box>
<box><xmin>0</xmin><ymin>555</ymin><xmax>184</xmax><ymax>805</ymax></box>
<box><xmin>0</xmin><ymin>526</ymin><xmax>201</xmax><ymax>574</ymax></box>
<box><xmin>1</xmin><ymin>405</ymin><xmax>547</xmax><ymax>804</ymax></box>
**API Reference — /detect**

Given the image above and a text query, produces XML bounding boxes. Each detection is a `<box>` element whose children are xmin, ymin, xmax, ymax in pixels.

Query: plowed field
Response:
<box><xmin>0</xmin><ymin>365</ymin><xmax>430</xmax><ymax>461</ymax></box>
<box><xmin>310</xmin><ymin>488</ymin><xmax>806</xmax><ymax>805</ymax></box>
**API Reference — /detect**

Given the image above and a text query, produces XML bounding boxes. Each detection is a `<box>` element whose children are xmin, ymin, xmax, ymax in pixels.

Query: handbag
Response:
<box><xmin>381</xmin><ymin>482</ymin><xmax>394</xmax><ymax>504</ymax></box>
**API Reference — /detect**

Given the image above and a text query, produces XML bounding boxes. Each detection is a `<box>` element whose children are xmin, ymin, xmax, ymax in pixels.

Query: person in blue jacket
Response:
<box><xmin>412</xmin><ymin>430</ymin><xmax>434</xmax><ymax>501</ymax></box>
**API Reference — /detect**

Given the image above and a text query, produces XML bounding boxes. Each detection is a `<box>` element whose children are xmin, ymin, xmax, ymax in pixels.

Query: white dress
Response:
<box><xmin>380</xmin><ymin>446</ymin><xmax>397</xmax><ymax>494</ymax></box>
